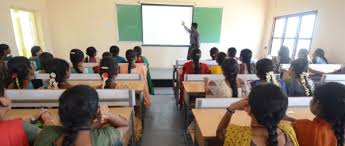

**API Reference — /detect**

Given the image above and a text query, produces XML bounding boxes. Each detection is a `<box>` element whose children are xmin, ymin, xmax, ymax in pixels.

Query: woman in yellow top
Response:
<box><xmin>210</xmin><ymin>52</ymin><xmax>226</xmax><ymax>74</ymax></box>
<box><xmin>217</xmin><ymin>84</ymin><xmax>299</xmax><ymax>146</ymax></box>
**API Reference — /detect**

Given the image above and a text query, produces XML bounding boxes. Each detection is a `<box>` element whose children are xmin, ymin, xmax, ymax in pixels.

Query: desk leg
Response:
<box><xmin>184</xmin><ymin>92</ymin><xmax>190</xmax><ymax>129</ymax></box>
<box><xmin>131</xmin><ymin>108</ymin><xmax>135</xmax><ymax>146</ymax></box>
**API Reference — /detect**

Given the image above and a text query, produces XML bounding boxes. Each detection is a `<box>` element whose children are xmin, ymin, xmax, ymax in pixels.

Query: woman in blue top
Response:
<box><xmin>285</xmin><ymin>58</ymin><xmax>315</xmax><ymax>97</ymax></box>
<box><xmin>6</xmin><ymin>57</ymin><xmax>35</xmax><ymax>89</ymax></box>
<box><xmin>251</xmin><ymin>58</ymin><xmax>287</xmax><ymax>94</ymax></box>
<box><xmin>312</xmin><ymin>48</ymin><xmax>328</xmax><ymax>64</ymax></box>
<box><xmin>70</xmin><ymin>49</ymin><xmax>94</xmax><ymax>74</ymax></box>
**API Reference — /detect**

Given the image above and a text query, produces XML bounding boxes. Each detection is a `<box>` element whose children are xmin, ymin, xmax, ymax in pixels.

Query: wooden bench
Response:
<box><xmin>321</xmin><ymin>74</ymin><xmax>345</xmax><ymax>85</ymax></box>
<box><xmin>192</xmin><ymin>97</ymin><xmax>313</xmax><ymax>146</ymax></box>
<box><xmin>35</xmin><ymin>73</ymin><xmax>142</xmax><ymax>81</ymax></box>
<box><xmin>280</xmin><ymin>64</ymin><xmax>343</xmax><ymax>73</ymax></box>
<box><xmin>7</xmin><ymin>107</ymin><xmax>134</xmax><ymax>146</ymax></box>
<box><xmin>195</xmin><ymin>97</ymin><xmax>312</xmax><ymax>109</ymax></box>
<box><xmin>5</xmin><ymin>89</ymin><xmax>136</xmax><ymax>108</ymax></box>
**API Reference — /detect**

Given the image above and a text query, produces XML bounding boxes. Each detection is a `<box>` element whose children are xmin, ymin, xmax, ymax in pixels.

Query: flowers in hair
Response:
<box><xmin>265</xmin><ymin>71</ymin><xmax>279</xmax><ymax>86</ymax></box>
<box><xmin>101</xmin><ymin>72</ymin><xmax>109</xmax><ymax>89</ymax></box>
<box><xmin>300</xmin><ymin>72</ymin><xmax>311</xmax><ymax>96</ymax></box>
<box><xmin>10</xmin><ymin>73</ymin><xmax>20</xmax><ymax>89</ymax></box>
<box><xmin>49</xmin><ymin>73</ymin><xmax>58</xmax><ymax>89</ymax></box>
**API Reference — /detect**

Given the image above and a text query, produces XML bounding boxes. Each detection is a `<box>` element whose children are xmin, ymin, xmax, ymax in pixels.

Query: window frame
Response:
<box><xmin>268</xmin><ymin>11</ymin><xmax>318</xmax><ymax>58</ymax></box>
<box><xmin>10</xmin><ymin>8</ymin><xmax>41</xmax><ymax>57</ymax></box>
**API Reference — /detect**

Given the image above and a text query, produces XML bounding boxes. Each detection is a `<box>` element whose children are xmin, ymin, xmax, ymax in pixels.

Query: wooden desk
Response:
<box><xmin>182</xmin><ymin>81</ymin><xmax>205</xmax><ymax>129</ymax></box>
<box><xmin>183</xmin><ymin>81</ymin><xmax>205</xmax><ymax>93</ymax></box>
<box><xmin>6</xmin><ymin>107</ymin><xmax>134</xmax><ymax>146</ymax></box>
<box><xmin>192</xmin><ymin>108</ymin><xmax>315</xmax><ymax>146</ymax></box>
<box><xmin>69</xmin><ymin>80</ymin><xmax>145</xmax><ymax>91</ymax></box>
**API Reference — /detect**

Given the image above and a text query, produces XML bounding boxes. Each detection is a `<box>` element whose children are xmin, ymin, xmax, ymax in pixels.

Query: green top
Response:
<box><xmin>34</xmin><ymin>126</ymin><xmax>122</xmax><ymax>146</ymax></box>
<box><xmin>23</xmin><ymin>121</ymin><xmax>41</xmax><ymax>145</ymax></box>
<box><xmin>142</xmin><ymin>56</ymin><xmax>154</xmax><ymax>95</ymax></box>
<box><xmin>71</xmin><ymin>67</ymin><xmax>94</xmax><ymax>74</ymax></box>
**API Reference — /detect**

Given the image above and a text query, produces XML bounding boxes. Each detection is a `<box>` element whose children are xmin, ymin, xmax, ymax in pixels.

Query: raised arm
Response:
<box><xmin>216</xmin><ymin>98</ymin><xmax>249</xmax><ymax>144</ymax></box>
<box><xmin>182</xmin><ymin>21</ymin><xmax>191</xmax><ymax>33</ymax></box>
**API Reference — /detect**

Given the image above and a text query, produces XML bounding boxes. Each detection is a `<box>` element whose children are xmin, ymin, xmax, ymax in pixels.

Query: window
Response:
<box><xmin>269</xmin><ymin>11</ymin><xmax>317</xmax><ymax>59</ymax></box>
<box><xmin>10</xmin><ymin>9</ymin><xmax>40</xmax><ymax>58</ymax></box>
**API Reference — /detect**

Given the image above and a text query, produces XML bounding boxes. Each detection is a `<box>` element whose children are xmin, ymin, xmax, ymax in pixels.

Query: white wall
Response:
<box><xmin>46</xmin><ymin>0</ymin><xmax>267</xmax><ymax>68</ymax></box>
<box><xmin>261</xmin><ymin>0</ymin><xmax>345</xmax><ymax>64</ymax></box>
<box><xmin>0</xmin><ymin>0</ymin><xmax>53</xmax><ymax>55</ymax></box>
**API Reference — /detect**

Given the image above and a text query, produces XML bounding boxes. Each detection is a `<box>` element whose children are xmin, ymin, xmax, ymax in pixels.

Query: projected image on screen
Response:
<box><xmin>142</xmin><ymin>5</ymin><xmax>193</xmax><ymax>46</ymax></box>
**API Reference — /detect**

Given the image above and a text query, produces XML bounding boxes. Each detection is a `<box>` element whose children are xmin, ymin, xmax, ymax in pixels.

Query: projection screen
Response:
<box><xmin>142</xmin><ymin>4</ymin><xmax>193</xmax><ymax>46</ymax></box>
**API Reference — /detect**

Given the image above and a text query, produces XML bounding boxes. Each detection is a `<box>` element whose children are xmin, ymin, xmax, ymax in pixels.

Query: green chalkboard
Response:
<box><xmin>193</xmin><ymin>7</ymin><xmax>223</xmax><ymax>43</ymax></box>
<box><xmin>116</xmin><ymin>5</ymin><xmax>142</xmax><ymax>41</ymax></box>
<box><xmin>116</xmin><ymin>5</ymin><xmax>223</xmax><ymax>43</ymax></box>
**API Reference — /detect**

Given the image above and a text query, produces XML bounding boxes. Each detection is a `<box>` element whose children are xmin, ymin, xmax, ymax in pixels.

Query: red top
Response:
<box><xmin>179</xmin><ymin>61</ymin><xmax>210</xmax><ymax>104</ymax></box>
<box><xmin>0</xmin><ymin>119</ymin><xmax>29</xmax><ymax>146</ymax></box>
<box><xmin>293</xmin><ymin>117</ymin><xmax>337</xmax><ymax>146</ymax></box>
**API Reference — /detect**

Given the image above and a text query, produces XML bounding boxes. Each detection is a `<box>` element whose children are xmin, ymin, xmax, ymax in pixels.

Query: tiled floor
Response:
<box><xmin>141</xmin><ymin>88</ymin><xmax>186</xmax><ymax>146</ymax></box>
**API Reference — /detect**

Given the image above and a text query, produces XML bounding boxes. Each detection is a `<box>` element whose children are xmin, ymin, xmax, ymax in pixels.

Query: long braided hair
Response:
<box><xmin>7</xmin><ymin>57</ymin><xmax>32</xmax><ymax>89</ymax></box>
<box><xmin>70</xmin><ymin>49</ymin><xmax>84</xmax><ymax>73</ymax></box>
<box><xmin>256</xmin><ymin>59</ymin><xmax>279</xmax><ymax>86</ymax></box>
<box><xmin>46</xmin><ymin>58</ymin><xmax>70</xmax><ymax>88</ymax></box>
<box><xmin>291</xmin><ymin>58</ymin><xmax>312</xmax><ymax>96</ymax></box>
<box><xmin>191</xmin><ymin>48</ymin><xmax>202</xmax><ymax>74</ymax></box>
<box><xmin>59</xmin><ymin>85</ymin><xmax>99</xmax><ymax>146</ymax></box>
<box><xmin>221</xmin><ymin>58</ymin><xmax>239</xmax><ymax>97</ymax></box>
<box><xmin>125</xmin><ymin>49</ymin><xmax>137</xmax><ymax>74</ymax></box>
<box><xmin>240</xmin><ymin>49</ymin><xmax>253</xmax><ymax>74</ymax></box>
<box><xmin>313</xmin><ymin>82</ymin><xmax>345</xmax><ymax>146</ymax></box>
<box><xmin>99</xmin><ymin>57</ymin><xmax>118</xmax><ymax>89</ymax></box>
<box><xmin>249</xmin><ymin>84</ymin><xmax>288</xmax><ymax>146</ymax></box>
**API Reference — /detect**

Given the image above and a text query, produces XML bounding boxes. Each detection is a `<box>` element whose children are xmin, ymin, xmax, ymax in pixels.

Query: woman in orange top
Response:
<box><xmin>288</xmin><ymin>82</ymin><xmax>345</xmax><ymax>146</ymax></box>
<box><xmin>179</xmin><ymin>48</ymin><xmax>210</xmax><ymax>104</ymax></box>
<box><xmin>118</xmin><ymin>49</ymin><xmax>151</xmax><ymax>108</ymax></box>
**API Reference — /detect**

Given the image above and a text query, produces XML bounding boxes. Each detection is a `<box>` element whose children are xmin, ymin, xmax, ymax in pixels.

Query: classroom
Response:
<box><xmin>0</xmin><ymin>0</ymin><xmax>345</xmax><ymax>146</ymax></box>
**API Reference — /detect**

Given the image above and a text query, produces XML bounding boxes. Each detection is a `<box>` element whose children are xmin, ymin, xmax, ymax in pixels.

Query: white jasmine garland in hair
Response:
<box><xmin>266</xmin><ymin>71</ymin><xmax>279</xmax><ymax>86</ymax></box>
<box><xmin>300</xmin><ymin>72</ymin><xmax>311</xmax><ymax>96</ymax></box>
<box><xmin>49</xmin><ymin>73</ymin><xmax>58</xmax><ymax>89</ymax></box>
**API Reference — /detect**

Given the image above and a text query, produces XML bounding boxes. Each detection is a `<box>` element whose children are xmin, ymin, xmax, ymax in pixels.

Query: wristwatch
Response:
<box><xmin>226</xmin><ymin>107</ymin><xmax>235</xmax><ymax>114</ymax></box>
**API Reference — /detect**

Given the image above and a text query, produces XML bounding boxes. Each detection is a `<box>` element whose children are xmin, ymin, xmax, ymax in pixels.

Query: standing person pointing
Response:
<box><xmin>183</xmin><ymin>22</ymin><xmax>200</xmax><ymax>60</ymax></box>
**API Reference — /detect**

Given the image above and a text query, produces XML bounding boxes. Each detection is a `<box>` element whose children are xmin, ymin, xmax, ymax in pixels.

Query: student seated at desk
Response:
<box><xmin>239</xmin><ymin>49</ymin><xmax>256</xmax><ymax>74</ymax></box>
<box><xmin>70</xmin><ymin>49</ymin><xmax>94</xmax><ymax>74</ymax></box>
<box><xmin>179</xmin><ymin>48</ymin><xmax>210</xmax><ymax>104</ymax></box>
<box><xmin>0</xmin><ymin>81</ymin><xmax>54</xmax><ymax>146</ymax></box>
<box><xmin>0</xmin><ymin>45</ymin><xmax>8</xmax><ymax>80</ymax></box>
<box><xmin>252</xmin><ymin>59</ymin><xmax>287</xmax><ymax>93</ymax></box>
<box><xmin>312</xmin><ymin>48</ymin><xmax>328</xmax><ymax>64</ymax></box>
<box><xmin>6</xmin><ymin>57</ymin><xmax>36</xmax><ymax>89</ymax></box>
<box><xmin>227</xmin><ymin>47</ymin><xmax>237</xmax><ymax>60</ymax></box>
<box><xmin>84</xmin><ymin>46</ymin><xmax>98</xmax><ymax>63</ymax></box>
<box><xmin>284</xmin><ymin>58</ymin><xmax>314</xmax><ymax>97</ymax></box>
<box><xmin>97</xmin><ymin>57</ymin><xmax>118</xmax><ymax>89</ymax></box>
<box><xmin>210</xmin><ymin>52</ymin><xmax>226</xmax><ymax>74</ymax></box>
<box><xmin>0</xmin><ymin>44</ymin><xmax>12</xmax><ymax>61</ymax></box>
<box><xmin>92</xmin><ymin>52</ymin><xmax>113</xmax><ymax>73</ymax></box>
<box><xmin>210</xmin><ymin>47</ymin><xmax>219</xmax><ymax>60</ymax></box>
<box><xmin>286</xmin><ymin>82</ymin><xmax>345</xmax><ymax>146</ymax></box>
<box><xmin>34</xmin><ymin>85</ymin><xmax>129</xmax><ymax>146</ymax></box>
<box><xmin>134</xmin><ymin>46</ymin><xmax>154</xmax><ymax>95</ymax></box>
<box><xmin>38</xmin><ymin>52</ymin><xmax>53</xmax><ymax>73</ymax></box>
<box><xmin>206</xmin><ymin>58</ymin><xmax>239</xmax><ymax>98</ymax></box>
<box><xmin>119</xmin><ymin>49</ymin><xmax>151</xmax><ymax>107</ymax></box>
<box><xmin>217</xmin><ymin>84</ymin><xmax>299</xmax><ymax>146</ymax></box>
<box><xmin>110</xmin><ymin>45</ymin><xmax>126</xmax><ymax>63</ymax></box>
<box><xmin>29</xmin><ymin>46</ymin><xmax>43</xmax><ymax>70</ymax></box>
<box><xmin>45</xmin><ymin>58</ymin><xmax>72</xmax><ymax>89</ymax></box>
